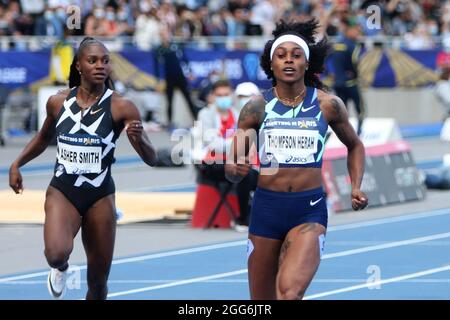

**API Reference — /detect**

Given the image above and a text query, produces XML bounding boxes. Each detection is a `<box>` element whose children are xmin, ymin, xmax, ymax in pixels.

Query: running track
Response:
<box><xmin>0</xmin><ymin>207</ymin><xmax>449</xmax><ymax>300</ymax></box>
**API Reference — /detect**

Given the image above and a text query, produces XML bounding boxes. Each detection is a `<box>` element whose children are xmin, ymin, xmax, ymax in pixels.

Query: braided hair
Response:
<box><xmin>260</xmin><ymin>19</ymin><xmax>331</xmax><ymax>90</ymax></box>
<box><xmin>68</xmin><ymin>37</ymin><xmax>114</xmax><ymax>89</ymax></box>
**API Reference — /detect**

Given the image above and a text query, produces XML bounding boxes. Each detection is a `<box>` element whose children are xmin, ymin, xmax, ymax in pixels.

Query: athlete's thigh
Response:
<box><xmin>81</xmin><ymin>194</ymin><xmax>116</xmax><ymax>267</ymax></box>
<box><xmin>248</xmin><ymin>234</ymin><xmax>283</xmax><ymax>300</ymax></box>
<box><xmin>276</xmin><ymin>223</ymin><xmax>326</xmax><ymax>296</ymax></box>
<box><xmin>44</xmin><ymin>186</ymin><xmax>82</xmax><ymax>251</ymax></box>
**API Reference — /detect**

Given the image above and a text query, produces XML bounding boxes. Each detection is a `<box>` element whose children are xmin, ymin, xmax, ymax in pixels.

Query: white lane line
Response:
<box><xmin>2</xmin><ymin>207</ymin><xmax>450</xmax><ymax>284</ymax></box>
<box><xmin>0</xmin><ymin>241</ymin><xmax>246</xmax><ymax>283</ymax></box>
<box><xmin>110</xmin><ymin>240</ymin><xmax>246</xmax><ymax>265</ymax></box>
<box><xmin>6</xmin><ymin>278</ymin><xmax>450</xmax><ymax>285</ymax></box>
<box><xmin>304</xmin><ymin>265</ymin><xmax>450</xmax><ymax>300</ymax></box>
<box><xmin>323</xmin><ymin>232</ymin><xmax>450</xmax><ymax>259</ymax></box>
<box><xmin>328</xmin><ymin>207</ymin><xmax>450</xmax><ymax>232</ymax></box>
<box><xmin>124</xmin><ymin>183</ymin><xmax>195</xmax><ymax>192</ymax></box>
<box><xmin>0</xmin><ymin>271</ymin><xmax>51</xmax><ymax>284</ymax></box>
<box><xmin>105</xmin><ymin>232</ymin><xmax>450</xmax><ymax>298</ymax></box>
<box><xmin>107</xmin><ymin>269</ymin><xmax>248</xmax><ymax>298</ymax></box>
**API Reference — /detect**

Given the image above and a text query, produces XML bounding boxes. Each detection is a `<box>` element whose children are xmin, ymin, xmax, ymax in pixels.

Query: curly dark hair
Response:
<box><xmin>68</xmin><ymin>37</ymin><xmax>114</xmax><ymax>89</ymax></box>
<box><xmin>260</xmin><ymin>19</ymin><xmax>331</xmax><ymax>89</ymax></box>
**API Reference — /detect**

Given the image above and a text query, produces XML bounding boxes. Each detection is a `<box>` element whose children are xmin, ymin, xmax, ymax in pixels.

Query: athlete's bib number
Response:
<box><xmin>57</xmin><ymin>134</ymin><xmax>102</xmax><ymax>174</ymax></box>
<box><xmin>264</xmin><ymin>128</ymin><xmax>319</xmax><ymax>164</ymax></box>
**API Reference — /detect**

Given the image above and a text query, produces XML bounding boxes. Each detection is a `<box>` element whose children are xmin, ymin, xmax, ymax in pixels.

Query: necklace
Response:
<box><xmin>77</xmin><ymin>86</ymin><xmax>104</xmax><ymax>112</ymax></box>
<box><xmin>79</xmin><ymin>86</ymin><xmax>103</xmax><ymax>102</ymax></box>
<box><xmin>274</xmin><ymin>86</ymin><xmax>306</xmax><ymax>107</ymax></box>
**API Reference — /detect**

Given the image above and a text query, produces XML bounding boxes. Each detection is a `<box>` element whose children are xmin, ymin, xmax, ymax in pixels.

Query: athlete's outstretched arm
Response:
<box><xmin>323</xmin><ymin>95</ymin><xmax>368</xmax><ymax>210</ymax></box>
<box><xmin>116</xmin><ymin>98</ymin><xmax>157</xmax><ymax>167</ymax></box>
<box><xmin>225</xmin><ymin>96</ymin><xmax>265</xmax><ymax>183</ymax></box>
<box><xmin>9</xmin><ymin>95</ymin><xmax>59</xmax><ymax>194</ymax></box>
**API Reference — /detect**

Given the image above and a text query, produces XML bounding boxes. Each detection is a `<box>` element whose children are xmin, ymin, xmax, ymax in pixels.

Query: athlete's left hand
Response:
<box><xmin>351</xmin><ymin>189</ymin><xmax>368</xmax><ymax>211</ymax></box>
<box><xmin>125</xmin><ymin>120</ymin><xmax>143</xmax><ymax>142</ymax></box>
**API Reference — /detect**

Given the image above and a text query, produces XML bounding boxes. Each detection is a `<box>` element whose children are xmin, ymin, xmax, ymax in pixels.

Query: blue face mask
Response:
<box><xmin>215</xmin><ymin>96</ymin><xmax>233</xmax><ymax>110</ymax></box>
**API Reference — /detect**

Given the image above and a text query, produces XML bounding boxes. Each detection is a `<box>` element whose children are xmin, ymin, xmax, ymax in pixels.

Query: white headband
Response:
<box><xmin>270</xmin><ymin>34</ymin><xmax>310</xmax><ymax>61</ymax></box>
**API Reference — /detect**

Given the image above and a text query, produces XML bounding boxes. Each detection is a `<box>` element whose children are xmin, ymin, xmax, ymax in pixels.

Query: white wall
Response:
<box><xmin>357</xmin><ymin>88</ymin><xmax>446</xmax><ymax>125</ymax></box>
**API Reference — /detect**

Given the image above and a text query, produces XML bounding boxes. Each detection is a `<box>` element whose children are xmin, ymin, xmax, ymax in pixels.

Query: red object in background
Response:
<box><xmin>191</xmin><ymin>184</ymin><xmax>240</xmax><ymax>228</ymax></box>
<box><xmin>219</xmin><ymin>109</ymin><xmax>236</xmax><ymax>138</ymax></box>
<box><xmin>436</xmin><ymin>51</ymin><xmax>450</xmax><ymax>69</ymax></box>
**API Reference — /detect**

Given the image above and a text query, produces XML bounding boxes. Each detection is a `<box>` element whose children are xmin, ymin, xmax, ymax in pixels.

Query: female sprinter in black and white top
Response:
<box><xmin>9</xmin><ymin>37</ymin><xmax>157</xmax><ymax>300</ymax></box>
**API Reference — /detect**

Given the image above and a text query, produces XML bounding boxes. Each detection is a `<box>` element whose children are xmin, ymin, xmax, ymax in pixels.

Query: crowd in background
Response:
<box><xmin>0</xmin><ymin>0</ymin><xmax>449</xmax><ymax>50</ymax></box>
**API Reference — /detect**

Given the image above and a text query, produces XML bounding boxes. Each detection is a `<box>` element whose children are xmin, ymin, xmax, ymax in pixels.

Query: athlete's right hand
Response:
<box><xmin>9</xmin><ymin>165</ymin><xmax>23</xmax><ymax>194</ymax></box>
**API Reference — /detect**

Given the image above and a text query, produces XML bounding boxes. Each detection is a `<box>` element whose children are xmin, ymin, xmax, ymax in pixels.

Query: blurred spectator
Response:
<box><xmin>0</xmin><ymin>5</ymin><xmax>11</xmax><ymax>35</ymax></box>
<box><xmin>434</xmin><ymin>66</ymin><xmax>450</xmax><ymax>121</ymax></box>
<box><xmin>330</xmin><ymin>16</ymin><xmax>365</xmax><ymax>135</ymax></box>
<box><xmin>10</xmin><ymin>1</ymin><xmax>34</xmax><ymax>36</ymax></box>
<box><xmin>192</xmin><ymin>79</ymin><xmax>238</xmax><ymax>162</ymax></box>
<box><xmin>158</xmin><ymin>1</ymin><xmax>178</xmax><ymax>34</ymax></box>
<box><xmin>84</xmin><ymin>6</ymin><xmax>108</xmax><ymax>36</ymax></box>
<box><xmin>250</xmin><ymin>0</ymin><xmax>278</xmax><ymax>37</ymax></box>
<box><xmin>435</xmin><ymin>37</ymin><xmax>450</xmax><ymax>120</ymax></box>
<box><xmin>155</xmin><ymin>27</ymin><xmax>200</xmax><ymax>128</ymax></box>
<box><xmin>116</xmin><ymin>4</ymin><xmax>134</xmax><ymax>36</ymax></box>
<box><xmin>175</xmin><ymin>6</ymin><xmax>202</xmax><ymax>40</ymax></box>
<box><xmin>197</xmin><ymin>69</ymin><xmax>222</xmax><ymax>107</ymax></box>
<box><xmin>404</xmin><ymin>23</ymin><xmax>435</xmax><ymax>50</ymax></box>
<box><xmin>387</xmin><ymin>0</ymin><xmax>419</xmax><ymax>36</ymax></box>
<box><xmin>34</xmin><ymin>6</ymin><xmax>64</xmax><ymax>37</ymax></box>
<box><xmin>134</xmin><ymin>4</ymin><xmax>162</xmax><ymax>50</ymax></box>
<box><xmin>49</xmin><ymin>27</ymin><xmax>73</xmax><ymax>85</ymax></box>
<box><xmin>102</xmin><ymin>5</ymin><xmax>119</xmax><ymax>36</ymax></box>
<box><xmin>20</xmin><ymin>0</ymin><xmax>45</xmax><ymax>14</ymax></box>
<box><xmin>0</xmin><ymin>0</ymin><xmax>448</xmax><ymax>47</ymax></box>
<box><xmin>227</xmin><ymin>7</ymin><xmax>247</xmax><ymax>37</ymax></box>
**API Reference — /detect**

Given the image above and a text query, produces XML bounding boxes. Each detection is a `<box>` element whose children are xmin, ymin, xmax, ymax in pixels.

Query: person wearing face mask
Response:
<box><xmin>101</xmin><ymin>6</ymin><xmax>119</xmax><ymax>36</ymax></box>
<box><xmin>191</xmin><ymin>80</ymin><xmax>242</xmax><ymax>228</ymax></box>
<box><xmin>116</xmin><ymin>7</ymin><xmax>134</xmax><ymax>37</ymax></box>
<box><xmin>84</xmin><ymin>7</ymin><xmax>107</xmax><ymax>36</ymax></box>
<box><xmin>193</xmin><ymin>79</ymin><xmax>239</xmax><ymax>163</ymax></box>
<box><xmin>35</xmin><ymin>7</ymin><xmax>64</xmax><ymax>38</ymax></box>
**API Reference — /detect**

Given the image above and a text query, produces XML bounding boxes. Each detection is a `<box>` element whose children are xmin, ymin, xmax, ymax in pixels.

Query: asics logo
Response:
<box><xmin>301</xmin><ymin>105</ymin><xmax>316</xmax><ymax>112</ymax></box>
<box><xmin>310</xmin><ymin>197</ymin><xmax>323</xmax><ymax>206</ymax></box>
<box><xmin>285</xmin><ymin>155</ymin><xmax>308</xmax><ymax>163</ymax></box>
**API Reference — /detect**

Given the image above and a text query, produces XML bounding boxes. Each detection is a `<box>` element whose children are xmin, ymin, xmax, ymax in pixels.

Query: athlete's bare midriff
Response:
<box><xmin>257</xmin><ymin>167</ymin><xmax>323</xmax><ymax>192</ymax></box>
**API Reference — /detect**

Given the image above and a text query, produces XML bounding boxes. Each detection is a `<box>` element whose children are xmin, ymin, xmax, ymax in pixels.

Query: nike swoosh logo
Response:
<box><xmin>310</xmin><ymin>197</ymin><xmax>323</xmax><ymax>206</ymax></box>
<box><xmin>90</xmin><ymin>107</ymin><xmax>103</xmax><ymax>115</ymax></box>
<box><xmin>301</xmin><ymin>105</ymin><xmax>316</xmax><ymax>112</ymax></box>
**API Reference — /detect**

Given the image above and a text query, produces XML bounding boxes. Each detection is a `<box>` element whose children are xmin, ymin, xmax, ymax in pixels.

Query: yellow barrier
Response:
<box><xmin>0</xmin><ymin>190</ymin><xmax>195</xmax><ymax>224</ymax></box>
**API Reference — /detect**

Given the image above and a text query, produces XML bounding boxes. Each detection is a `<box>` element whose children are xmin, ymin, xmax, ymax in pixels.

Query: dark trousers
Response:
<box><xmin>334</xmin><ymin>85</ymin><xmax>365</xmax><ymax>135</ymax></box>
<box><xmin>236</xmin><ymin>169</ymin><xmax>259</xmax><ymax>226</ymax></box>
<box><xmin>166</xmin><ymin>80</ymin><xmax>198</xmax><ymax>124</ymax></box>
